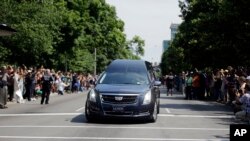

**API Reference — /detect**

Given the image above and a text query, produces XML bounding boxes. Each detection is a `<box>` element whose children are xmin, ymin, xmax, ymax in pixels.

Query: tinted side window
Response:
<box><xmin>145</xmin><ymin>61</ymin><xmax>155</xmax><ymax>81</ymax></box>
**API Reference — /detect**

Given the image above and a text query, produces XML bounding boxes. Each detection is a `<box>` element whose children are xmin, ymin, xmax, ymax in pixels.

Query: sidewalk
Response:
<box><xmin>6</xmin><ymin>90</ymin><xmax>89</xmax><ymax>105</ymax></box>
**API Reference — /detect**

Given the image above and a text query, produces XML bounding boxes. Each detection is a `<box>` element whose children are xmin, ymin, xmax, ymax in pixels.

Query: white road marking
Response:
<box><xmin>0</xmin><ymin>113</ymin><xmax>82</xmax><ymax>116</ymax></box>
<box><xmin>0</xmin><ymin>125</ymin><xmax>228</xmax><ymax>131</ymax></box>
<box><xmin>0</xmin><ymin>113</ymin><xmax>235</xmax><ymax>118</ymax></box>
<box><xmin>0</xmin><ymin>136</ymin><xmax>229</xmax><ymax>141</ymax></box>
<box><xmin>165</xmin><ymin>108</ymin><xmax>171</xmax><ymax>113</ymax></box>
<box><xmin>76</xmin><ymin>107</ymin><xmax>85</xmax><ymax>112</ymax></box>
<box><xmin>158</xmin><ymin>114</ymin><xmax>234</xmax><ymax>118</ymax></box>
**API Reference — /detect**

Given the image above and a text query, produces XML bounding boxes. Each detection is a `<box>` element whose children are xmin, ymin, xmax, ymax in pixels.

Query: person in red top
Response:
<box><xmin>192</xmin><ymin>69</ymin><xmax>200</xmax><ymax>100</ymax></box>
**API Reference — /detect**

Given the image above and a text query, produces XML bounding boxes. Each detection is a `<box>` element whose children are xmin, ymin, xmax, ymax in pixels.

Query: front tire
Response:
<box><xmin>148</xmin><ymin>101</ymin><xmax>158</xmax><ymax>122</ymax></box>
<box><xmin>157</xmin><ymin>98</ymin><xmax>160</xmax><ymax>114</ymax></box>
<box><xmin>85</xmin><ymin>102</ymin><xmax>96</xmax><ymax>123</ymax></box>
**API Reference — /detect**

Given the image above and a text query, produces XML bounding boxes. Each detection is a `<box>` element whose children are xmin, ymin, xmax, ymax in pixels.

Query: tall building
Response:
<box><xmin>162</xmin><ymin>40</ymin><xmax>170</xmax><ymax>52</ymax></box>
<box><xmin>162</xmin><ymin>23</ymin><xmax>179</xmax><ymax>52</ymax></box>
<box><xmin>170</xmin><ymin>23</ymin><xmax>179</xmax><ymax>40</ymax></box>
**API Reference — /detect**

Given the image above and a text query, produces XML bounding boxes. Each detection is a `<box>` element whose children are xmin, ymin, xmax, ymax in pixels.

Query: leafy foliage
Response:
<box><xmin>127</xmin><ymin>35</ymin><xmax>145</xmax><ymax>56</ymax></box>
<box><xmin>161</xmin><ymin>0</ymin><xmax>250</xmax><ymax>74</ymax></box>
<box><xmin>0</xmin><ymin>0</ymin><xmax>145</xmax><ymax>73</ymax></box>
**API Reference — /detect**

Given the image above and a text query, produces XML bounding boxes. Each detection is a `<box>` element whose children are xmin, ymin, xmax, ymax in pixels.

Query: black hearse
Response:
<box><xmin>85</xmin><ymin>59</ymin><xmax>161</xmax><ymax>122</ymax></box>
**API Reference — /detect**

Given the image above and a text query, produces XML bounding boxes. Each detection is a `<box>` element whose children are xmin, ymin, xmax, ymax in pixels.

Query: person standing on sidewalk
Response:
<box><xmin>185</xmin><ymin>72</ymin><xmax>193</xmax><ymax>100</ymax></box>
<box><xmin>13</xmin><ymin>68</ymin><xmax>25</xmax><ymax>103</ymax></box>
<box><xmin>180</xmin><ymin>71</ymin><xmax>186</xmax><ymax>95</ymax></box>
<box><xmin>166</xmin><ymin>72</ymin><xmax>174</xmax><ymax>96</ymax></box>
<box><xmin>235</xmin><ymin>83</ymin><xmax>250</xmax><ymax>120</ymax></box>
<box><xmin>40</xmin><ymin>69</ymin><xmax>53</xmax><ymax>105</ymax></box>
<box><xmin>192</xmin><ymin>69</ymin><xmax>201</xmax><ymax>100</ymax></box>
<box><xmin>7</xmin><ymin>65</ymin><xmax>14</xmax><ymax>102</ymax></box>
<box><xmin>55</xmin><ymin>74</ymin><xmax>69</xmax><ymax>95</ymax></box>
<box><xmin>0</xmin><ymin>66</ymin><xmax>8</xmax><ymax>109</ymax></box>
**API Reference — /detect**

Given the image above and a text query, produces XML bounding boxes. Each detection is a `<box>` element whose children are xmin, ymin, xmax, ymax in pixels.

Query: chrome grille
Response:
<box><xmin>101</xmin><ymin>94</ymin><xmax>138</xmax><ymax>104</ymax></box>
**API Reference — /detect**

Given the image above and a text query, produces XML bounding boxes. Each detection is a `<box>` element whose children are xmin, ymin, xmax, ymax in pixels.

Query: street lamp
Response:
<box><xmin>0</xmin><ymin>24</ymin><xmax>16</xmax><ymax>36</ymax></box>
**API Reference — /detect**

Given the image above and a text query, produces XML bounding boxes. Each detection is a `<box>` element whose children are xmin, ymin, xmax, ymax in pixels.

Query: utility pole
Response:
<box><xmin>94</xmin><ymin>47</ymin><xmax>96</xmax><ymax>76</ymax></box>
<box><xmin>65</xmin><ymin>52</ymin><xmax>68</xmax><ymax>72</ymax></box>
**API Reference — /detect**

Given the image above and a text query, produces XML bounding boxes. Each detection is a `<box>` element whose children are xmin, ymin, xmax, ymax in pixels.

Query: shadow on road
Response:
<box><xmin>71</xmin><ymin>114</ymin><xmax>85</xmax><ymax>123</ymax></box>
<box><xmin>160</xmin><ymin>103</ymin><xmax>233</xmax><ymax>112</ymax></box>
<box><xmin>71</xmin><ymin>114</ymin><xmax>153</xmax><ymax>125</ymax></box>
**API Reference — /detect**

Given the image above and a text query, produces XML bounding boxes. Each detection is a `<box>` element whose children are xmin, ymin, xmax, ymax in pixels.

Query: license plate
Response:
<box><xmin>112</xmin><ymin>106</ymin><xmax>124</xmax><ymax>112</ymax></box>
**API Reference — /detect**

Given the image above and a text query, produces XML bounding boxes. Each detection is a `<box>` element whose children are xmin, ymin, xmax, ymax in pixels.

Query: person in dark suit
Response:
<box><xmin>0</xmin><ymin>66</ymin><xmax>8</xmax><ymax>109</ymax></box>
<box><xmin>41</xmin><ymin>69</ymin><xmax>53</xmax><ymax>105</ymax></box>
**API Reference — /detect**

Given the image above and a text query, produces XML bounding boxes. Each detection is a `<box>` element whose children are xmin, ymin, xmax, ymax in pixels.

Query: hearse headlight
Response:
<box><xmin>143</xmin><ymin>91</ymin><xmax>151</xmax><ymax>105</ymax></box>
<box><xmin>89</xmin><ymin>89</ymin><xmax>97</xmax><ymax>102</ymax></box>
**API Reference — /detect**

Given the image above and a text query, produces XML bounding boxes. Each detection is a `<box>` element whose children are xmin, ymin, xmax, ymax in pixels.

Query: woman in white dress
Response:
<box><xmin>14</xmin><ymin>68</ymin><xmax>25</xmax><ymax>104</ymax></box>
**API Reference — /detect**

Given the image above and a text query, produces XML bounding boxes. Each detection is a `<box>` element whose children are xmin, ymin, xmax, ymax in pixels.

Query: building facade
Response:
<box><xmin>170</xmin><ymin>23</ymin><xmax>179</xmax><ymax>40</ymax></box>
<box><xmin>162</xmin><ymin>40</ymin><xmax>170</xmax><ymax>52</ymax></box>
<box><xmin>162</xmin><ymin>23</ymin><xmax>179</xmax><ymax>52</ymax></box>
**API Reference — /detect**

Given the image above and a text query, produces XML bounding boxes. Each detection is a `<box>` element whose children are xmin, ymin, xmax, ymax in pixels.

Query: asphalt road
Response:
<box><xmin>0</xmin><ymin>87</ymin><xmax>240</xmax><ymax>141</ymax></box>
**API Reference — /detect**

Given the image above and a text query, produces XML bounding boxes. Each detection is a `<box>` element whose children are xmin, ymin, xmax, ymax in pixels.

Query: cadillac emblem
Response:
<box><xmin>115</xmin><ymin>96</ymin><xmax>123</xmax><ymax>101</ymax></box>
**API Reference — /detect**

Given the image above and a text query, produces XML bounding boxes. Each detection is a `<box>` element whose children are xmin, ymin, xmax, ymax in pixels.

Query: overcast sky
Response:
<box><xmin>105</xmin><ymin>0</ymin><xmax>182</xmax><ymax>64</ymax></box>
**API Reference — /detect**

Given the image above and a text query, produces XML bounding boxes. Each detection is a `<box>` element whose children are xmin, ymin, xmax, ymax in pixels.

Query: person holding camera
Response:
<box><xmin>232</xmin><ymin>76</ymin><xmax>246</xmax><ymax>114</ymax></box>
<box><xmin>235</xmin><ymin>83</ymin><xmax>250</xmax><ymax>120</ymax></box>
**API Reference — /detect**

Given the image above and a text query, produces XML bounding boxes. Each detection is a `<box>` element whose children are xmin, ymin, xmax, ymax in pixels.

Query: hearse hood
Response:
<box><xmin>95</xmin><ymin>84</ymin><xmax>150</xmax><ymax>94</ymax></box>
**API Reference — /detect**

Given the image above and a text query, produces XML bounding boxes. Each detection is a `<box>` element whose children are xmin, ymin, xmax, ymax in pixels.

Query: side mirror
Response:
<box><xmin>154</xmin><ymin>81</ymin><xmax>161</xmax><ymax>86</ymax></box>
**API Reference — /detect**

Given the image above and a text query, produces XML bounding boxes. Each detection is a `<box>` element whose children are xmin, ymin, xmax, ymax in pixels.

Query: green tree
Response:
<box><xmin>169</xmin><ymin>0</ymin><xmax>250</xmax><ymax>70</ymax></box>
<box><xmin>127</xmin><ymin>35</ymin><xmax>145</xmax><ymax>57</ymax></box>
<box><xmin>0</xmin><ymin>0</ymin><xmax>144</xmax><ymax>73</ymax></box>
<box><xmin>0</xmin><ymin>0</ymin><xmax>64</xmax><ymax>67</ymax></box>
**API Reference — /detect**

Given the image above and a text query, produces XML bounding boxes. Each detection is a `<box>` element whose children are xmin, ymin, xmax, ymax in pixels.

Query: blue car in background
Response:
<box><xmin>85</xmin><ymin>59</ymin><xmax>161</xmax><ymax>122</ymax></box>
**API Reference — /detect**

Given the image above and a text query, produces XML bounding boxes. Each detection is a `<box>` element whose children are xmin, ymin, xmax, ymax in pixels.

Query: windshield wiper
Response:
<box><xmin>122</xmin><ymin>82</ymin><xmax>142</xmax><ymax>85</ymax></box>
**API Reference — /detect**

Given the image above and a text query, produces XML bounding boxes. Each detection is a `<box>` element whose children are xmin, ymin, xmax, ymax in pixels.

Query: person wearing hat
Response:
<box><xmin>0</xmin><ymin>66</ymin><xmax>8</xmax><ymax>109</ymax></box>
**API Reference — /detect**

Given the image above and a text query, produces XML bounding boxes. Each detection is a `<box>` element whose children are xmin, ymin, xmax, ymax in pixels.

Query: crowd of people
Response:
<box><xmin>0</xmin><ymin>65</ymin><xmax>97</xmax><ymax>109</ymax></box>
<box><xmin>162</xmin><ymin>66</ymin><xmax>250</xmax><ymax>121</ymax></box>
<box><xmin>1</xmin><ymin>64</ymin><xmax>250</xmax><ymax>121</ymax></box>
